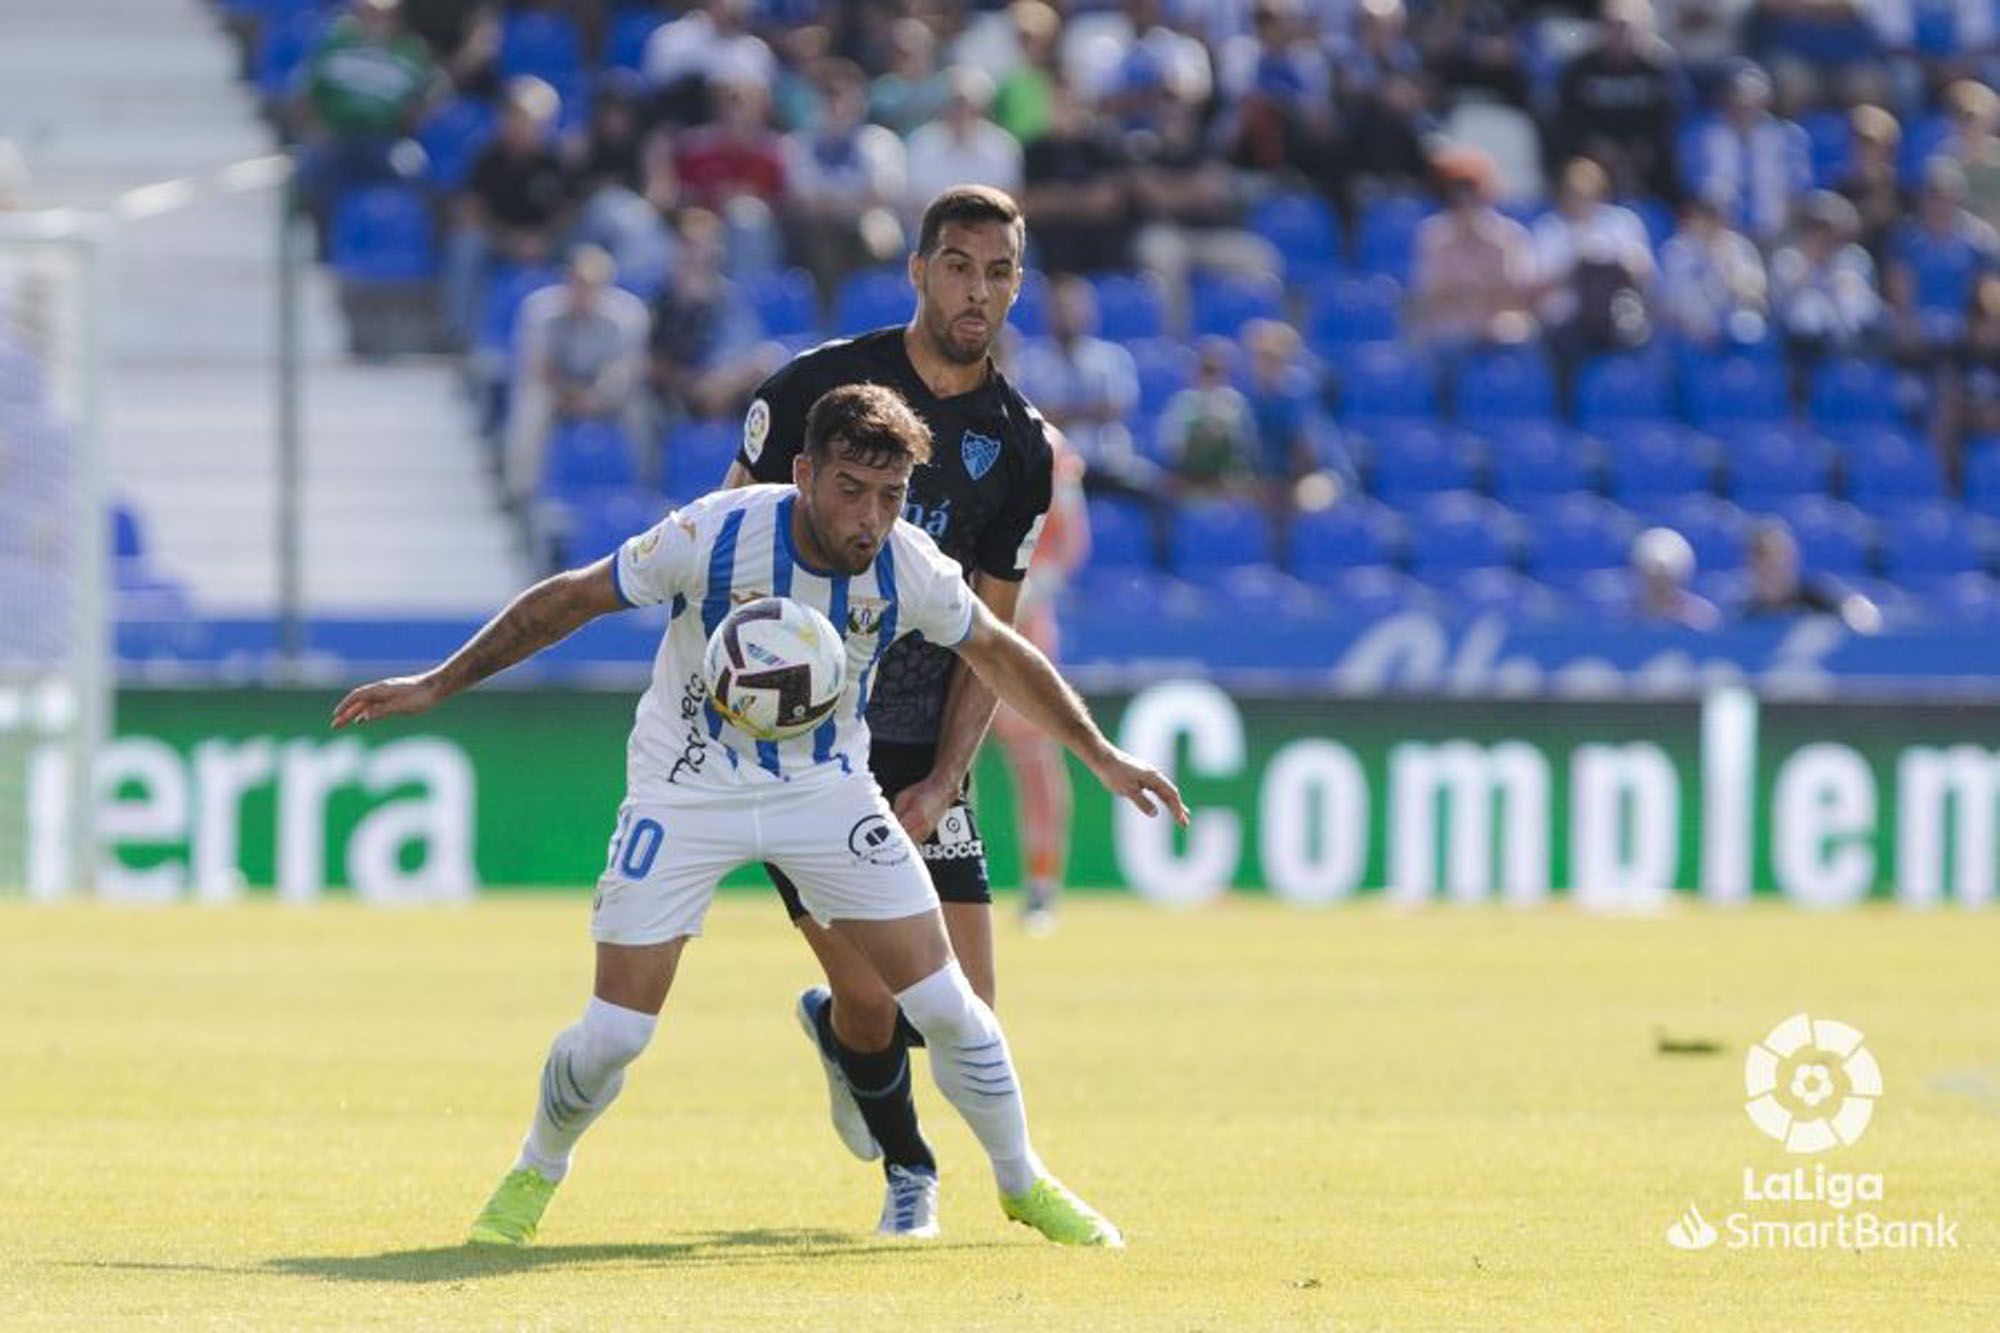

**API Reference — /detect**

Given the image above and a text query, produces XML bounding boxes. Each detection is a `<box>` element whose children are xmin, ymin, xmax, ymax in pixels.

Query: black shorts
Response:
<box><xmin>769</xmin><ymin>741</ymin><xmax>992</xmax><ymax>920</ymax></box>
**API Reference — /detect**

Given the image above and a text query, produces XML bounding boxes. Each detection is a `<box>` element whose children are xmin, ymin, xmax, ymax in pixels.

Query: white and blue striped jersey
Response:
<box><xmin>611</xmin><ymin>484</ymin><xmax>976</xmax><ymax>794</ymax></box>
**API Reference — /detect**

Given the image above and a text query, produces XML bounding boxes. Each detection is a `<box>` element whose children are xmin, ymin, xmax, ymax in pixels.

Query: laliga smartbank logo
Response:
<box><xmin>1743</xmin><ymin>1012</ymin><xmax>1879</xmax><ymax>1153</ymax></box>
<box><xmin>1665</xmin><ymin>1013</ymin><xmax>1960</xmax><ymax>1254</ymax></box>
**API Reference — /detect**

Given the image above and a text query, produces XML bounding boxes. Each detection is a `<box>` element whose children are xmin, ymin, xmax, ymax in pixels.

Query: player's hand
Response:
<box><xmin>1088</xmin><ymin>746</ymin><xmax>1190</xmax><ymax>826</ymax></box>
<box><xmin>891</xmin><ymin>772</ymin><xmax>961</xmax><ymax>844</ymax></box>
<box><xmin>330</xmin><ymin>675</ymin><xmax>444</xmax><ymax>729</ymax></box>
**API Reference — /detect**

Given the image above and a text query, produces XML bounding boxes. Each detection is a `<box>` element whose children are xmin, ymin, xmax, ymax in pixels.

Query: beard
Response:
<box><xmin>923</xmin><ymin>304</ymin><xmax>995</xmax><ymax>366</ymax></box>
<box><xmin>799</xmin><ymin>503</ymin><xmax>875</xmax><ymax>575</ymax></box>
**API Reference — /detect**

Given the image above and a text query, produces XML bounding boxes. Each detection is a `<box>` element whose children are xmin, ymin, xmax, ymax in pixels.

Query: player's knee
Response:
<box><xmin>828</xmin><ymin>985</ymin><xmax>901</xmax><ymax>1050</ymax></box>
<box><xmin>893</xmin><ymin>961</ymin><xmax>998</xmax><ymax>1046</ymax></box>
<box><xmin>579</xmin><ymin>996</ymin><xmax>658</xmax><ymax>1071</ymax></box>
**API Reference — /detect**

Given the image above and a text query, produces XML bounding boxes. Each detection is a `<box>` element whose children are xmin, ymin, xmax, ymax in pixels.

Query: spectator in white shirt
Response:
<box><xmin>902</xmin><ymin>68</ymin><xmax>1025</xmax><ymax>228</ymax></box>
<box><xmin>781</xmin><ymin>58</ymin><xmax>908</xmax><ymax>296</ymax></box>
<box><xmin>1015</xmin><ymin>275</ymin><xmax>1149</xmax><ymax>492</ymax></box>
<box><xmin>1658</xmin><ymin>195</ymin><xmax>1769</xmax><ymax>348</ymax></box>
<box><xmin>1533</xmin><ymin>157</ymin><xmax>1657</xmax><ymax>356</ymax></box>
<box><xmin>1770</xmin><ymin>190</ymin><xmax>1883</xmax><ymax>359</ymax></box>
<box><xmin>1688</xmin><ymin>63</ymin><xmax>1812</xmax><ymax>243</ymax></box>
<box><xmin>641</xmin><ymin>0</ymin><xmax>776</xmax><ymax>125</ymax></box>
<box><xmin>507</xmin><ymin>246</ymin><xmax>652</xmax><ymax>505</ymax></box>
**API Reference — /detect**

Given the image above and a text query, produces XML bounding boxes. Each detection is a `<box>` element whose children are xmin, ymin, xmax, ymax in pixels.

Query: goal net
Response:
<box><xmin>0</xmin><ymin>216</ymin><xmax>107</xmax><ymax>898</ymax></box>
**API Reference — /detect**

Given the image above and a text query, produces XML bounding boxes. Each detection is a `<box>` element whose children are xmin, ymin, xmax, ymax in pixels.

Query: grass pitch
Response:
<box><xmin>4</xmin><ymin>894</ymin><xmax>1998</xmax><ymax>1331</ymax></box>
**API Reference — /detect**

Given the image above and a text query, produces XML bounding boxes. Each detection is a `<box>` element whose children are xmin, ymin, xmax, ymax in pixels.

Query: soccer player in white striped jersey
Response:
<box><xmin>331</xmin><ymin>383</ymin><xmax>1186</xmax><ymax>1249</ymax></box>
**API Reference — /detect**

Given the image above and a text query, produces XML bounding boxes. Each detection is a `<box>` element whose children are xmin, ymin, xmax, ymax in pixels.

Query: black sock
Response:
<box><xmin>817</xmin><ymin>1002</ymin><xmax>936</xmax><ymax>1176</ymax></box>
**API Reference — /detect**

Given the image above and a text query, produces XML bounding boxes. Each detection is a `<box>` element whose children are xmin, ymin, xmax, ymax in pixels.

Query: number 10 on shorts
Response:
<box><xmin>605</xmin><ymin>810</ymin><xmax>664</xmax><ymax>880</ymax></box>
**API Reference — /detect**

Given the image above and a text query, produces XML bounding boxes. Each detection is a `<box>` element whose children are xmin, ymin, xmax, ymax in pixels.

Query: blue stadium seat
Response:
<box><xmin>664</xmin><ymin>420</ymin><xmax>739</xmax><ymax>496</ymax></box>
<box><xmin>1337</xmin><ymin>342</ymin><xmax>1434</xmax><ymax>424</ymax></box>
<box><xmin>1089</xmin><ymin>272</ymin><xmax>1167</xmax><ymax>341</ymax></box>
<box><xmin>744</xmin><ymin>267</ymin><xmax>821</xmax><ymax>339</ymax></box>
<box><xmin>606</xmin><ymin>7</ymin><xmax>668</xmax><ymax>71</ymax></box>
<box><xmin>1171</xmin><ymin>499</ymin><xmax>1273</xmax><ymax>575</ymax></box>
<box><xmin>1771</xmin><ymin>496</ymin><xmax>1876</xmax><ymax>576</ymax></box>
<box><xmin>501</xmin><ymin>9</ymin><xmax>584</xmax><ymax>82</ymax></box>
<box><xmin>1485</xmin><ymin>423</ymin><xmax>1595</xmax><ymax>502</ymax></box>
<box><xmin>1840</xmin><ymin>428</ymin><xmax>1945</xmax><ymax>505</ymax></box>
<box><xmin>1189</xmin><ymin>272</ymin><xmax>1284</xmax><ymax>338</ymax></box>
<box><xmin>1808</xmin><ymin>358</ymin><xmax>1904</xmax><ymax>429</ymax></box>
<box><xmin>1602</xmin><ymin>422</ymin><xmax>1714</xmax><ymax>501</ymax></box>
<box><xmin>1721</xmin><ymin>425</ymin><xmax>1834</xmax><ymax>506</ymax></box>
<box><xmin>1575</xmin><ymin>352</ymin><xmax>1674</xmax><ymax>430</ymax></box>
<box><xmin>1686</xmin><ymin>354</ymin><xmax>1788</xmax><ymax>429</ymax></box>
<box><xmin>256</xmin><ymin>9</ymin><xmax>328</xmax><ymax>96</ymax></box>
<box><xmin>1083</xmin><ymin>497</ymin><xmax>1155</xmax><ymax>570</ymax></box>
<box><xmin>1325</xmin><ymin>565</ymin><xmax>1435</xmax><ymax>618</ymax></box>
<box><xmin>1450</xmin><ymin>567</ymin><xmax>1567</xmax><ymax>621</ymax></box>
<box><xmin>1357</xmin><ymin>195</ymin><xmax>1430</xmax><ymax>284</ymax></box>
<box><xmin>1406</xmin><ymin>491</ymin><xmax>1518</xmax><ymax>577</ymax></box>
<box><xmin>1008</xmin><ymin>270</ymin><xmax>1049</xmax><ymax>337</ymax></box>
<box><xmin>1302</xmin><ymin>273</ymin><xmax>1401</xmax><ymax>352</ymax></box>
<box><xmin>1249</xmin><ymin>192</ymin><xmax>1344</xmax><ymax>279</ymax></box>
<box><xmin>1289</xmin><ymin>498</ymin><xmax>1402</xmax><ymax>577</ymax></box>
<box><xmin>1917</xmin><ymin>572</ymin><xmax>2000</xmax><ymax>623</ymax></box>
<box><xmin>1802</xmin><ymin>110</ymin><xmax>1852</xmax><ymax>187</ymax></box>
<box><xmin>833</xmin><ymin>267</ymin><xmax>915</xmax><ymax>334</ymax></box>
<box><xmin>1129</xmin><ymin>338</ymin><xmax>1196</xmax><ymax>416</ymax></box>
<box><xmin>1523</xmin><ymin>493</ymin><xmax>1637</xmax><ymax>583</ymax></box>
<box><xmin>1881</xmin><ymin>502</ymin><xmax>1987</xmax><ymax>583</ymax></box>
<box><xmin>1636</xmin><ymin>494</ymin><xmax>1748</xmax><ymax>573</ymax></box>
<box><xmin>1899</xmin><ymin>112</ymin><xmax>1953</xmax><ymax>187</ymax></box>
<box><xmin>564</xmin><ymin>488</ymin><xmax>664</xmax><ymax>565</ymax></box>
<box><xmin>329</xmin><ymin>186</ymin><xmax>435</xmax><ymax>282</ymax></box>
<box><xmin>542</xmin><ymin>420</ymin><xmax>638</xmax><ymax>500</ymax></box>
<box><xmin>1364</xmin><ymin>421</ymin><xmax>1477</xmax><ymax>502</ymax></box>
<box><xmin>477</xmin><ymin>263</ymin><xmax>560</xmax><ymax>357</ymax></box>
<box><xmin>1454</xmin><ymin>346</ymin><xmax>1555</xmax><ymax>427</ymax></box>
<box><xmin>1963</xmin><ymin>441</ymin><xmax>2000</xmax><ymax>519</ymax></box>
<box><xmin>416</xmin><ymin>97</ymin><xmax>494</xmax><ymax>189</ymax></box>
<box><xmin>1214</xmin><ymin>564</ymin><xmax>1329</xmax><ymax>619</ymax></box>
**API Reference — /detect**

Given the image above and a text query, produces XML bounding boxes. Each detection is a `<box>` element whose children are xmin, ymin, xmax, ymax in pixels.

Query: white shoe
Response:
<box><xmin>795</xmin><ymin>986</ymin><xmax>881</xmax><ymax>1162</ymax></box>
<box><xmin>877</xmin><ymin>1164</ymin><xmax>941</xmax><ymax>1239</ymax></box>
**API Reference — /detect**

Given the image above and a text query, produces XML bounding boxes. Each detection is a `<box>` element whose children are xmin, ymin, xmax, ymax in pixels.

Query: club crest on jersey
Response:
<box><xmin>846</xmin><ymin>599</ymin><xmax>889</xmax><ymax>635</ymax></box>
<box><xmin>961</xmin><ymin>430</ymin><xmax>1001</xmax><ymax>480</ymax></box>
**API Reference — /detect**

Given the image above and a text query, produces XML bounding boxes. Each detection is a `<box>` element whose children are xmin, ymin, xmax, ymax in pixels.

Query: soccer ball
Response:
<box><xmin>703</xmin><ymin>596</ymin><xmax>848</xmax><ymax>742</ymax></box>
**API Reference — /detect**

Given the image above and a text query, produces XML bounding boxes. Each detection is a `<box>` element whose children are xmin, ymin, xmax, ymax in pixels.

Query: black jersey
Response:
<box><xmin>737</xmin><ymin>327</ymin><xmax>1055</xmax><ymax>745</ymax></box>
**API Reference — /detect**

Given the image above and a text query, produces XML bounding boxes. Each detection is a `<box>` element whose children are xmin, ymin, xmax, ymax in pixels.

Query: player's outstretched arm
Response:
<box><xmin>952</xmin><ymin>599</ymin><xmax>1189</xmax><ymax>826</ymax></box>
<box><xmin>330</xmin><ymin>558</ymin><xmax>626</xmax><ymax>729</ymax></box>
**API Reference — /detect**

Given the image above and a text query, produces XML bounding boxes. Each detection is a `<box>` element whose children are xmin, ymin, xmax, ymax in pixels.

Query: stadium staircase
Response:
<box><xmin>0</xmin><ymin>0</ymin><xmax>529</xmax><ymax>615</ymax></box>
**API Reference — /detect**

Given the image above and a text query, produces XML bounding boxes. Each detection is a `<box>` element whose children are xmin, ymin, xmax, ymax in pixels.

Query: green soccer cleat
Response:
<box><xmin>1000</xmin><ymin>1177</ymin><xmax>1125</xmax><ymax>1248</ymax></box>
<box><xmin>467</xmin><ymin>1167</ymin><xmax>559</xmax><ymax>1246</ymax></box>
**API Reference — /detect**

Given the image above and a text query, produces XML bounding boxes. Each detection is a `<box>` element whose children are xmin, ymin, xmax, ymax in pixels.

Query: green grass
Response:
<box><xmin>3</xmin><ymin>895</ymin><xmax>1998</xmax><ymax>1331</ymax></box>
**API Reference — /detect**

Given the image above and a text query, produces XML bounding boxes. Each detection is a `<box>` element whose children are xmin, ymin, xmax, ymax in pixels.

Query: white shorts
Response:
<box><xmin>590</xmin><ymin>772</ymin><xmax>939</xmax><ymax>946</ymax></box>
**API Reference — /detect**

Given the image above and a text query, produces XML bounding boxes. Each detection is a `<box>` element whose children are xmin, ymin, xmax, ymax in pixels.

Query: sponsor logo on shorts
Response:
<box><xmin>922</xmin><ymin>804</ymin><xmax>985</xmax><ymax>861</ymax></box>
<box><xmin>848</xmin><ymin>814</ymin><xmax>909</xmax><ymax>866</ymax></box>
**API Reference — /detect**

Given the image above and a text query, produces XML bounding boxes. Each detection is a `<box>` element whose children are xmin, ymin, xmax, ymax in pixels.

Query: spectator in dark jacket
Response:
<box><xmin>1553</xmin><ymin>0</ymin><xmax>1683</xmax><ymax>201</ymax></box>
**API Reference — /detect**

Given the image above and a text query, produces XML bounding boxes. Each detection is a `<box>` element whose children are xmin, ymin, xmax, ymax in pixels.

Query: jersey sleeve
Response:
<box><xmin>973</xmin><ymin>411</ymin><xmax>1057</xmax><ymax>581</ymax></box>
<box><xmin>612</xmin><ymin>505</ymin><xmax>705</xmax><ymax>608</ymax></box>
<box><xmin>736</xmin><ymin>354</ymin><xmax>822</xmax><ymax>483</ymax></box>
<box><xmin>892</xmin><ymin>523</ymin><xmax>977</xmax><ymax>648</ymax></box>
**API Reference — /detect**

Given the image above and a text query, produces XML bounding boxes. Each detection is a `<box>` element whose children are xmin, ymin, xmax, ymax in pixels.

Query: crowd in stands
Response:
<box><xmin>221</xmin><ymin>0</ymin><xmax>2000</xmax><ymax>632</ymax></box>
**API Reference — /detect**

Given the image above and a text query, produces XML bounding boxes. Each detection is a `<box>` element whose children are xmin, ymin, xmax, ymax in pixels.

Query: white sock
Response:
<box><xmin>894</xmin><ymin>961</ymin><xmax>1045</xmax><ymax>1197</ymax></box>
<box><xmin>516</xmin><ymin>997</ymin><xmax>657</xmax><ymax>1182</ymax></box>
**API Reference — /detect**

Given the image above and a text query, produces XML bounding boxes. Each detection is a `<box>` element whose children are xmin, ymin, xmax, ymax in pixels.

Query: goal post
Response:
<box><xmin>0</xmin><ymin>212</ymin><xmax>109</xmax><ymax>899</ymax></box>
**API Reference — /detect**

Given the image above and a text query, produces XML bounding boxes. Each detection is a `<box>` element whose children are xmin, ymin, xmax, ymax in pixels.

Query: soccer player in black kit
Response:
<box><xmin>723</xmin><ymin>186</ymin><xmax>1064</xmax><ymax>1238</ymax></box>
